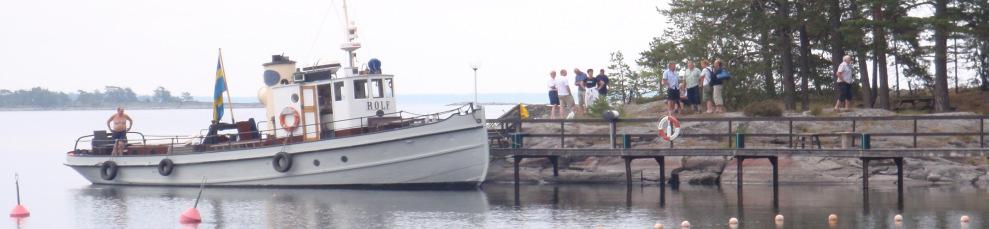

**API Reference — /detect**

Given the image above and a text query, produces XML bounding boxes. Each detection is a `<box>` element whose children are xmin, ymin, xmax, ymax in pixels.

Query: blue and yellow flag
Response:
<box><xmin>212</xmin><ymin>50</ymin><xmax>228</xmax><ymax>122</ymax></box>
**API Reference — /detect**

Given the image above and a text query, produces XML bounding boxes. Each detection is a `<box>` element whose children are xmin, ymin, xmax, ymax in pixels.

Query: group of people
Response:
<box><xmin>547</xmin><ymin>68</ymin><xmax>610</xmax><ymax>118</ymax></box>
<box><xmin>661</xmin><ymin>59</ymin><xmax>728</xmax><ymax>114</ymax></box>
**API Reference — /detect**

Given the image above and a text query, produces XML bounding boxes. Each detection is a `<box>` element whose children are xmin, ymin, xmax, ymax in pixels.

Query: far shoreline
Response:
<box><xmin>0</xmin><ymin>102</ymin><xmax>263</xmax><ymax>112</ymax></box>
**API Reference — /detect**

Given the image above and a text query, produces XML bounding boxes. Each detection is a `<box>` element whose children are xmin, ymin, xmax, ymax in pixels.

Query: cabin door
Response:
<box><xmin>300</xmin><ymin>85</ymin><xmax>320</xmax><ymax>141</ymax></box>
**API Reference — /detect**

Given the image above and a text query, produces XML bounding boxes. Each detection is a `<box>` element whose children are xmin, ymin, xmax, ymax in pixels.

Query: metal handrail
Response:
<box><xmin>72</xmin><ymin>103</ymin><xmax>478</xmax><ymax>152</ymax></box>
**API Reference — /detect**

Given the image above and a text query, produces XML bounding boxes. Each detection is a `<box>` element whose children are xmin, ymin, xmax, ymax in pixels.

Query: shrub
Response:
<box><xmin>809</xmin><ymin>106</ymin><xmax>822</xmax><ymax>116</ymax></box>
<box><xmin>587</xmin><ymin>96</ymin><xmax>613</xmax><ymax>118</ymax></box>
<box><xmin>742</xmin><ymin>101</ymin><xmax>782</xmax><ymax>117</ymax></box>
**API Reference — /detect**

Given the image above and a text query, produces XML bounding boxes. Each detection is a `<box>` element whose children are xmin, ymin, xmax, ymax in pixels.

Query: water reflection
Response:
<box><xmin>71</xmin><ymin>185</ymin><xmax>489</xmax><ymax>228</ymax></box>
<box><xmin>485</xmin><ymin>184</ymin><xmax>987</xmax><ymax>228</ymax></box>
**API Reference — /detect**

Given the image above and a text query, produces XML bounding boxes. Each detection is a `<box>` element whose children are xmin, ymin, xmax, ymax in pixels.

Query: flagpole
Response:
<box><xmin>219</xmin><ymin>48</ymin><xmax>236</xmax><ymax>123</ymax></box>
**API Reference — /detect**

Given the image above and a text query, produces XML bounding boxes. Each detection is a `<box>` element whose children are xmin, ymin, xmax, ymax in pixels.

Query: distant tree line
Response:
<box><xmin>606</xmin><ymin>0</ymin><xmax>988</xmax><ymax>112</ymax></box>
<box><xmin>0</xmin><ymin>86</ymin><xmax>194</xmax><ymax>108</ymax></box>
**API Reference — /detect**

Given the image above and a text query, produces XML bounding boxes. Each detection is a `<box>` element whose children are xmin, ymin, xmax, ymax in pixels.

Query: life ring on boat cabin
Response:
<box><xmin>158</xmin><ymin>159</ymin><xmax>174</xmax><ymax>176</ymax></box>
<box><xmin>100</xmin><ymin>161</ymin><xmax>118</xmax><ymax>180</ymax></box>
<box><xmin>657</xmin><ymin>115</ymin><xmax>682</xmax><ymax>141</ymax></box>
<box><xmin>279</xmin><ymin>106</ymin><xmax>301</xmax><ymax>133</ymax></box>
<box><xmin>272</xmin><ymin>152</ymin><xmax>293</xmax><ymax>173</ymax></box>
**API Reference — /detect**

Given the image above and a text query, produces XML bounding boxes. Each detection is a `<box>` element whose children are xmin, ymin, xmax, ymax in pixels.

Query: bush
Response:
<box><xmin>809</xmin><ymin>106</ymin><xmax>822</xmax><ymax>116</ymax></box>
<box><xmin>742</xmin><ymin>101</ymin><xmax>783</xmax><ymax>117</ymax></box>
<box><xmin>587</xmin><ymin>96</ymin><xmax>613</xmax><ymax>118</ymax></box>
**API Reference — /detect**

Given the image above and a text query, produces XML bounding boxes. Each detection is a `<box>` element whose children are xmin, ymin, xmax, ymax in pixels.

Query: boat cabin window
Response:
<box><xmin>384</xmin><ymin>78</ymin><xmax>394</xmax><ymax>98</ymax></box>
<box><xmin>370</xmin><ymin>79</ymin><xmax>384</xmax><ymax>98</ymax></box>
<box><xmin>353</xmin><ymin>79</ymin><xmax>368</xmax><ymax>99</ymax></box>
<box><xmin>333</xmin><ymin>82</ymin><xmax>344</xmax><ymax>101</ymax></box>
<box><xmin>317</xmin><ymin>84</ymin><xmax>333</xmax><ymax>114</ymax></box>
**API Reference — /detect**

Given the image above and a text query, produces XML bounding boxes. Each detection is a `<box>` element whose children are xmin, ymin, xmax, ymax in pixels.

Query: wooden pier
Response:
<box><xmin>486</xmin><ymin>113</ymin><xmax>989</xmax><ymax>209</ymax></box>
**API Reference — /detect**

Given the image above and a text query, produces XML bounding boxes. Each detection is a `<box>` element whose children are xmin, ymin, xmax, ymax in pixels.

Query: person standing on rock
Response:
<box><xmin>596</xmin><ymin>69</ymin><xmax>609</xmax><ymax>98</ymax></box>
<box><xmin>547</xmin><ymin>70</ymin><xmax>561</xmax><ymax>118</ymax></box>
<box><xmin>556</xmin><ymin>69</ymin><xmax>575</xmax><ymax>117</ymax></box>
<box><xmin>573</xmin><ymin>68</ymin><xmax>588</xmax><ymax>115</ymax></box>
<box><xmin>834</xmin><ymin>55</ymin><xmax>854</xmax><ymax>112</ymax></box>
<box><xmin>700</xmin><ymin>60</ymin><xmax>714</xmax><ymax>113</ymax></box>
<box><xmin>710</xmin><ymin>59</ymin><xmax>727</xmax><ymax>113</ymax></box>
<box><xmin>684</xmin><ymin>61</ymin><xmax>702</xmax><ymax>113</ymax></box>
<box><xmin>583</xmin><ymin>68</ymin><xmax>599</xmax><ymax>107</ymax></box>
<box><xmin>662</xmin><ymin>62</ymin><xmax>680</xmax><ymax>114</ymax></box>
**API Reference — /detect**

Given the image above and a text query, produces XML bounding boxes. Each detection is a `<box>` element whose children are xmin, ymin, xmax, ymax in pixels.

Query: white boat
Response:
<box><xmin>64</xmin><ymin>1</ymin><xmax>490</xmax><ymax>188</ymax></box>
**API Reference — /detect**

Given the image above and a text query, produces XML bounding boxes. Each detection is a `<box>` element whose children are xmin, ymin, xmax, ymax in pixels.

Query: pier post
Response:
<box><xmin>736</xmin><ymin>157</ymin><xmax>744</xmax><ymax>201</ymax></box>
<box><xmin>624</xmin><ymin>157</ymin><xmax>633</xmax><ymax>188</ymax></box>
<box><xmin>788</xmin><ymin>120</ymin><xmax>793</xmax><ymax>148</ymax></box>
<box><xmin>609</xmin><ymin>121</ymin><xmax>617</xmax><ymax>149</ymax></box>
<box><xmin>559</xmin><ymin>121</ymin><xmax>565</xmax><ymax>148</ymax></box>
<box><xmin>727</xmin><ymin>120</ymin><xmax>733</xmax><ymax>148</ymax></box>
<box><xmin>513</xmin><ymin>156</ymin><xmax>521</xmax><ymax>185</ymax></box>
<box><xmin>549</xmin><ymin>156</ymin><xmax>559</xmax><ymax>177</ymax></box>
<box><xmin>861</xmin><ymin>158</ymin><xmax>870</xmax><ymax>191</ymax></box>
<box><xmin>770</xmin><ymin>156</ymin><xmax>779</xmax><ymax>210</ymax></box>
<box><xmin>655</xmin><ymin>157</ymin><xmax>666</xmax><ymax>186</ymax></box>
<box><xmin>895</xmin><ymin>157</ymin><xmax>904</xmax><ymax>210</ymax></box>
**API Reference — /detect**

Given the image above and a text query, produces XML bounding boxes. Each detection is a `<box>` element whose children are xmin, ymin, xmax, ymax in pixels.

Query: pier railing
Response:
<box><xmin>486</xmin><ymin>115</ymin><xmax>988</xmax><ymax>150</ymax></box>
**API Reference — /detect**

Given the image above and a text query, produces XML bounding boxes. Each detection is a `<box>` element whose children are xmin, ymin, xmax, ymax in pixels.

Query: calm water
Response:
<box><xmin>1</xmin><ymin>109</ymin><xmax>987</xmax><ymax>229</ymax></box>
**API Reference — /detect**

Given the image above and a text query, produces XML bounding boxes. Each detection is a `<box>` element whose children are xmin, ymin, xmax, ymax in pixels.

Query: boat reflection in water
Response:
<box><xmin>71</xmin><ymin>185</ymin><xmax>489</xmax><ymax>228</ymax></box>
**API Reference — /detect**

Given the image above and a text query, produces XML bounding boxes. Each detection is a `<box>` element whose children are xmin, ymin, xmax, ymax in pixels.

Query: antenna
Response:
<box><xmin>340</xmin><ymin>0</ymin><xmax>361</xmax><ymax>72</ymax></box>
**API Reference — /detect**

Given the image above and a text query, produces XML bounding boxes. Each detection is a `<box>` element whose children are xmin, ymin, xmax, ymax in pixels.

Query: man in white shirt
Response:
<box><xmin>834</xmin><ymin>55</ymin><xmax>854</xmax><ymax>112</ymax></box>
<box><xmin>556</xmin><ymin>69</ymin><xmax>574</xmax><ymax>115</ymax></box>
<box><xmin>662</xmin><ymin>62</ymin><xmax>680</xmax><ymax>114</ymax></box>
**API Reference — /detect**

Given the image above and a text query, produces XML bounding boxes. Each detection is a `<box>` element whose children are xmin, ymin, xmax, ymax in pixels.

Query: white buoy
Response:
<box><xmin>680</xmin><ymin>220</ymin><xmax>690</xmax><ymax>228</ymax></box>
<box><xmin>653</xmin><ymin>223</ymin><xmax>664</xmax><ymax>229</ymax></box>
<box><xmin>775</xmin><ymin>214</ymin><xmax>784</xmax><ymax>224</ymax></box>
<box><xmin>828</xmin><ymin>214</ymin><xmax>838</xmax><ymax>224</ymax></box>
<box><xmin>960</xmin><ymin>215</ymin><xmax>970</xmax><ymax>223</ymax></box>
<box><xmin>894</xmin><ymin>214</ymin><xmax>903</xmax><ymax>224</ymax></box>
<box><xmin>729</xmin><ymin>217</ymin><xmax>738</xmax><ymax>225</ymax></box>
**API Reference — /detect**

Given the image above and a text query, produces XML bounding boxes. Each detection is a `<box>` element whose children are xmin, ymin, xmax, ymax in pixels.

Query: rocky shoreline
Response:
<box><xmin>484</xmin><ymin>102</ymin><xmax>989</xmax><ymax>186</ymax></box>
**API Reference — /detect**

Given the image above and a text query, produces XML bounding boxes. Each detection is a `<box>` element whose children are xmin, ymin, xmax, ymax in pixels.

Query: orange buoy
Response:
<box><xmin>179</xmin><ymin>208</ymin><xmax>201</xmax><ymax>224</ymax></box>
<box><xmin>9</xmin><ymin>174</ymin><xmax>29</xmax><ymax>218</ymax></box>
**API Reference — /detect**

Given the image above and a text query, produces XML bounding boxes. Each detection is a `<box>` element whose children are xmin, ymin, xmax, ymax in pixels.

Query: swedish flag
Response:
<box><xmin>213</xmin><ymin>51</ymin><xmax>228</xmax><ymax>122</ymax></box>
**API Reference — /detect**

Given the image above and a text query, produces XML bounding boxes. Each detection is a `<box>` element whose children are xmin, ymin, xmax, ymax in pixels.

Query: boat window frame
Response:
<box><xmin>353</xmin><ymin>79</ymin><xmax>368</xmax><ymax>99</ymax></box>
<box><xmin>384</xmin><ymin>78</ymin><xmax>394</xmax><ymax>98</ymax></box>
<box><xmin>333</xmin><ymin>82</ymin><xmax>344</xmax><ymax>101</ymax></box>
<box><xmin>370</xmin><ymin>79</ymin><xmax>384</xmax><ymax>98</ymax></box>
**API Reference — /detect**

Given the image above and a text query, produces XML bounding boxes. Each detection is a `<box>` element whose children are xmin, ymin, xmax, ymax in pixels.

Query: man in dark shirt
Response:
<box><xmin>596</xmin><ymin>69</ymin><xmax>609</xmax><ymax>97</ymax></box>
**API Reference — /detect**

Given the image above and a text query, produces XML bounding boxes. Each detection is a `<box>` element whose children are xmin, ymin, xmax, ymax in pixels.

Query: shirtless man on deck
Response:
<box><xmin>106</xmin><ymin>107</ymin><xmax>133</xmax><ymax>156</ymax></box>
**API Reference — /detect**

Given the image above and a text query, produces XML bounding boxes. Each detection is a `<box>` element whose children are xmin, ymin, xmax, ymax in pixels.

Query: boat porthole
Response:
<box><xmin>313</xmin><ymin>159</ymin><xmax>321</xmax><ymax>167</ymax></box>
<box><xmin>291</xmin><ymin>94</ymin><xmax>300</xmax><ymax>103</ymax></box>
<box><xmin>341</xmin><ymin>156</ymin><xmax>348</xmax><ymax>163</ymax></box>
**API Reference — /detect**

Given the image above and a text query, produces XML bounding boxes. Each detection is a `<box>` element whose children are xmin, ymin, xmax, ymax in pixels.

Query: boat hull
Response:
<box><xmin>65</xmin><ymin>110</ymin><xmax>490</xmax><ymax>188</ymax></box>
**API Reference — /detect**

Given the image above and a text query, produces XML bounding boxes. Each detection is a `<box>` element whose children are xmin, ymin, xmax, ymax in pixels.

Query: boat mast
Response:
<box><xmin>340</xmin><ymin>0</ymin><xmax>361</xmax><ymax>75</ymax></box>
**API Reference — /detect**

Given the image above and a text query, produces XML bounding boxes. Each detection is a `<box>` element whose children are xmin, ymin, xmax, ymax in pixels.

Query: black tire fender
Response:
<box><xmin>100</xmin><ymin>161</ymin><xmax>118</xmax><ymax>180</ymax></box>
<box><xmin>272</xmin><ymin>152</ymin><xmax>292</xmax><ymax>173</ymax></box>
<box><xmin>158</xmin><ymin>159</ymin><xmax>174</xmax><ymax>176</ymax></box>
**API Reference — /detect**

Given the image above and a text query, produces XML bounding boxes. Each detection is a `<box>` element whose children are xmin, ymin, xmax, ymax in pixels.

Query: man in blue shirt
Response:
<box><xmin>573</xmin><ymin>68</ymin><xmax>588</xmax><ymax>115</ymax></box>
<box><xmin>662</xmin><ymin>62</ymin><xmax>680</xmax><ymax>114</ymax></box>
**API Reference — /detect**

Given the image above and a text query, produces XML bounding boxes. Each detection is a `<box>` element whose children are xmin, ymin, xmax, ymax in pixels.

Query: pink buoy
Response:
<box><xmin>9</xmin><ymin>205</ymin><xmax>29</xmax><ymax>218</ymax></box>
<box><xmin>179</xmin><ymin>208</ymin><xmax>201</xmax><ymax>224</ymax></box>
<box><xmin>10</xmin><ymin>174</ymin><xmax>29</xmax><ymax>218</ymax></box>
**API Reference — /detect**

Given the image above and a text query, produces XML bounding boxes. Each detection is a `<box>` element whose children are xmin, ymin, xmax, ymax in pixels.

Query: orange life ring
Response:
<box><xmin>279</xmin><ymin>106</ymin><xmax>301</xmax><ymax>133</ymax></box>
<box><xmin>657</xmin><ymin>115</ymin><xmax>681</xmax><ymax>141</ymax></box>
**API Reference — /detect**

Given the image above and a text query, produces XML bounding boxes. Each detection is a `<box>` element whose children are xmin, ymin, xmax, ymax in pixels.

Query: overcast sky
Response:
<box><xmin>0</xmin><ymin>0</ymin><xmax>667</xmax><ymax>97</ymax></box>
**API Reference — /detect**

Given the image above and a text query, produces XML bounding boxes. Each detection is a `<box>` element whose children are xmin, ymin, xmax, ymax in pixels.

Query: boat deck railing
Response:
<box><xmin>71</xmin><ymin>104</ymin><xmax>480</xmax><ymax>155</ymax></box>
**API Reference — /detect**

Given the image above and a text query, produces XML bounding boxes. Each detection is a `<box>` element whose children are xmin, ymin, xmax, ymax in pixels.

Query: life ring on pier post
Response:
<box><xmin>657</xmin><ymin>115</ymin><xmax>681</xmax><ymax>141</ymax></box>
<box><xmin>279</xmin><ymin>106</ymin><xmax>301</xmax><ymax>134</ymax></box>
